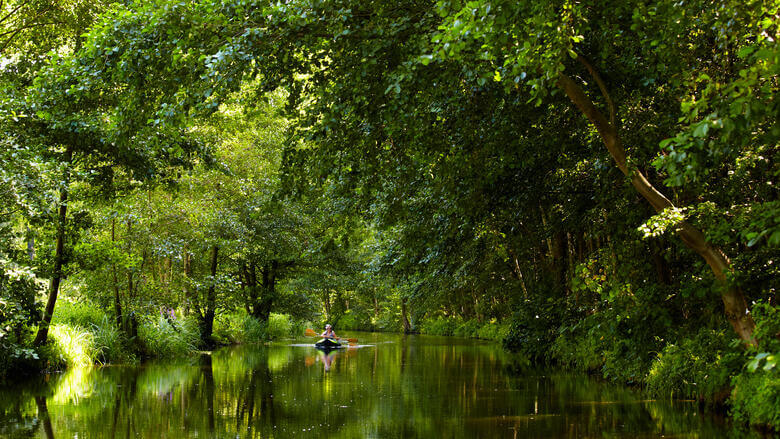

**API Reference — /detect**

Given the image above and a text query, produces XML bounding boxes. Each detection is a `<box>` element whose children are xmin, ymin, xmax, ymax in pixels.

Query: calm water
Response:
<box><xmin>0</xmin><ymin>333</ymin><xmax>747</xmax><ymax>438</ymax></box>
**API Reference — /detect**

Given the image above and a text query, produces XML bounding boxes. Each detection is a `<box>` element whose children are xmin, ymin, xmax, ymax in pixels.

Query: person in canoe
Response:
<box><xmin>321</xmin><ymin>324</ymin><xmax>337</xmax><ymax>339</ymax></box>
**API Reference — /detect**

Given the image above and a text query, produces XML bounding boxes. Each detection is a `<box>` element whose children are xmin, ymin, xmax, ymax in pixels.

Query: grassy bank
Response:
<box><xmin>329</xmin><ymin>305</ymin><xmax>778</xmax><ymax>432</ymax></box>
<box><xmin>511</xmin><ymin>300</ymin><xmax>780</xmax><ymax>431</ymax></box>
<box><xmin>22</xmin><ymin>300</ymin><xmax>312</xmax><ymax>373</ymax></box>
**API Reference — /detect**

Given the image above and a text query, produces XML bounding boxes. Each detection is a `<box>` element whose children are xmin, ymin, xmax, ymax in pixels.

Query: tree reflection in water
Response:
<box><xmin>0</xmin><ymin>334</ymin><xmax>756</xmax><ymax>438</ymax></box>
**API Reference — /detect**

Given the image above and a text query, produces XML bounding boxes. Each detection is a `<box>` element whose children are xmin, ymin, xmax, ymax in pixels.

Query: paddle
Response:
<box><xmin>305</xmin><ymin>328</ymin><xmax>358</xmax><ymax>344</ymax></box>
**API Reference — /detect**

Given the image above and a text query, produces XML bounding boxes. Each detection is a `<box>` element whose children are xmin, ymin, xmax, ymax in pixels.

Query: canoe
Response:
<box><xmin>314</xmin><ymin>338</ymin><xmax>343</xmax><ymax>349</ymax></box>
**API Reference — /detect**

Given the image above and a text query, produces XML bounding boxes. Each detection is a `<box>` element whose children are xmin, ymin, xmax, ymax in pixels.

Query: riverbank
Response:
<box><xmin>336</xmin><ymin>310</ymin><xmax>779</xmax><ymax>432</ymax></box>
<box><xmin>1</xmin><ymin>299</ymin><xmax>312</xmax><ymax>379</ymax></box>
<box><xmin>4</xmin><ymin>299</ymin><xmax>777</xmax><ymax>432</ymax></box>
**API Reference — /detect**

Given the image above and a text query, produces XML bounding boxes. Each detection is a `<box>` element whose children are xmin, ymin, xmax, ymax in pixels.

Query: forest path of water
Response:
<box><xmin>0</xmin><ymin>332</ymin><xmax>737</xmax><ymax>438</ymax></box>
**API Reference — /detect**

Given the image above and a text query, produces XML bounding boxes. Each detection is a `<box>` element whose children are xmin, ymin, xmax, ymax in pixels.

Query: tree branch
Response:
<box><xmin>576</xmin><ymin>54</ymin><xmax>615</xmax><ymax>127</ymax></box>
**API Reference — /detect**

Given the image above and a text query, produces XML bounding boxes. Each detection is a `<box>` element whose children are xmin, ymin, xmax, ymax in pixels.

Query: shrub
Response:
<box><xmin>336</xmin><ymin>311</ymin><xmax>367</xmax><ymax>331</ymax></box>
<box><xmin>551</xmin><ymin>318</ymin><xmax>602</xmax><ymax>372</ymax></box>
<box><xmin>476</xmin><ymin>320</ymin><xmax>510</xmax><ymax>341</ymax></box>
<box><xmin>373</xmin><ymin>308</ymin><xmax>401</xmax><ymax>332</ymax></box>
<box><xmin>213</xmin><ymin>313</ymin><xmax>244</xmax><ymax>344</ymax></box>
<box><xmin>51</xmin><ymin>300</ymin><xmax>106</xmax><ymax>328</ymax></box>
<box><xmin>730</xmin><ymin>371</ymin><xmax>780</xmax><ymax>429</ymax></box>
<box><xmin>289</xmin><ymin>317</ymin><xmax>313</xmax><ymax>338</ymax></box>
<box><xmin>213</xmin><ymin>312</ymin><xmax>309</xmax><ymax>344</ymax></box>
<box><xmin>0</xmin><ymin>295</ymin><xmax>39</xmax><ymax>380</ymax></box>
<box><xmin>454</xmin><ymin>319</ymin><xmax>481</xmax><ymax>337</ymax></box>
<box><xmin>729</xmin><ymin>301</ymin><xmax>780</xmax><ymax>429</ymax></box>
<box><xmin>266</xmin><ymin>313</ymin><xmax>293</xmax><ymax>339</ymax></box>
<box><xmin>645</xmin><ymin>328</ymin><xmax>742</xmax><ymax>401</ymax></box>
<box><xmin>243</xmin><ymin>315</ymin><xmax>268</xmax><ymax>342</ymax></box>
<box><xmin>137</xmin><ymin>314</ymin><xmax>199</xmax><ymax>358</ymax></box>
<box><xmin>420</xmin><ymin>317</ymin><xmax>459</xmax><ymax>336</ymax></box>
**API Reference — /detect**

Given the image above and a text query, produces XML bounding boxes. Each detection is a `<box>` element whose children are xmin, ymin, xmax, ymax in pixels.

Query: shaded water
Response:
<box><xmin>0</xmin><ymin>333</ymin><xmax>745</xmax><ymax>438</ymax></box>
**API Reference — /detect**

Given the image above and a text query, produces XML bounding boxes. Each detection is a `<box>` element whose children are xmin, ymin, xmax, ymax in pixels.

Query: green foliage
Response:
<box><xmin>335</xmin><ymin>310</ymin><xmax>364</xmax><ymax>331</ymax></box>
<box><xmin>89</xmin><ymin>316</ymin><xmax>136</xmax><ymax>364</ymax></box>
<box><xmin>503</xmin><ymin>294</ymin><xmax>565</xmax><ymax>362</ymax></box>
<box><xmin>266</xmin><ymin>313</ymin><xmax>293</xmax><ymax>340</ymax></box>
<box><xmin>646</xmin><ymin>328</ymin><xmax>744</xmax><ymax>401</ymax></box>
<box><xmin>420</xmin><ymin>317</ymin><xmax>459</xmax><ymax>337</ymax></box>
<box><xmin>551</xmin><ymin>317</ymin><xmax>604</xmax><ymax>373</ymax></box>
<box><xmin>748</xmin><ymin>301</ymin><xmax>780</xmax><ymax>366</ymax></box>
<box><xmin>44</xmin><ymin>324</ymin><xmax>99</xmax><ymax>369</ymax></box>
<box><xmin>475</xmin><ymin>321</ymin><xmax>510</xmax><ymax>341</ymax></box>
<box><xmin>730</xmin><ymin>372</ymin><xmax>780</xmax><ymax>429</ymax></box>
<box><xmin>137</xmin><ymin>315</ymin><xmax>199</xmax><ymax>359</ymax></box>
<box><xmin>418</xmin><ymin>317</ymin><xmax>507</xmax><ymax>341</ymax></box>
<box><xmin>214</xmin><ymin>312</ymin><xmax>306</xmax><ymax>344</ymax></box>
<box><xmin>51</xmin><ymin>299</ymin><xmax>106</xmax><ymax>329</ymax></box>
<box><xmin>453</xmin><ymin>319</ymin><xmax>481</xmax><ymax>338</ymax></box>
<box><xmin>731</xmin><ymin>301</ymin><xmax>780</xmax><ymax>428</ymax></box>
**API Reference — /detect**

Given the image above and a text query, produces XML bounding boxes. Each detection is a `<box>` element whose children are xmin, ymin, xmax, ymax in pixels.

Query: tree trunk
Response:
<box><xmin>183</xmin><ymin>249</ymin><xmax>195</xmax><ymax>316</ymax></box>
<box><xmin>256</xmin><ymin>261</ymin><xmax>277</xmax><ymax>322</ymax></box>
<box><xmin>26</xmin><ymin>226</ymin><xmax>34</xmax><ymax>261</ymax></box>
<box><xmin>111</xmin><ymin>217</ymin><xmax>123</xmax><ymax>331</ymax></box>
<box><xmin>557</xmin><ymin>64</ymin><xmax>755</xmax><ymax>344</ymax></box>
<box><xmin>33</xmin><ymin>148</ymin><xmax>72</xmax><ymax>346</ymax></box>
<box><xmin>401</xmin><ymin>297</ymin><xmax>412</xmax><ymax>333</ymax></box>
<box><xmin>552</xmin><ymin>231</ymin><xmax>568</xmax><ymax>292</ymax></box>
<box><xmin>200</xmin><ymin>245</ymin><xmax>218</xmax><ymax>342</ymax></box>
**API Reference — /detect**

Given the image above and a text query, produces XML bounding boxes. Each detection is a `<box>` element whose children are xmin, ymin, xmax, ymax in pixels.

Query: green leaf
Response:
<box><xmin>692</xmin><ymin>122</ymin><xmax>709</xmax><ymax>138</ymax></box>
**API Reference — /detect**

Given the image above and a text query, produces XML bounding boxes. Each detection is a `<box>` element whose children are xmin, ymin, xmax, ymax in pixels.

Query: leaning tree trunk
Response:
<box><xmin>34</xmin><ymin>149</ymin><xmax>72</xmax><ymax>346</ymax></box>
<box><xmin>556</xmin><ymin>59</ymin><xmax>755</xmax><ymax>344</ymax></box>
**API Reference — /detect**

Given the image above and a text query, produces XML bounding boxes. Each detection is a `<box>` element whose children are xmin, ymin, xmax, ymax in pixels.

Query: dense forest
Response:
<box><xmin>0</xmin><ymin>0</ymin><xmax>778</xmax><ymax>429</ymax></box>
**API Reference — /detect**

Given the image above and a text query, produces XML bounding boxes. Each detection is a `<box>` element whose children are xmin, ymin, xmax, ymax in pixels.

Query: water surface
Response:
<box><xmin>0</xmin><ymin>332</ymin><xmax>745</xmax><ymax>438</ymax></box>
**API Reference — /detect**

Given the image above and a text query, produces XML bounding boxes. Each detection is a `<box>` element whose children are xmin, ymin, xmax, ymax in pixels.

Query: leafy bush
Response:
<box><xmin>645</xmin><ymin>328</ymin><xmax>743</xmax><ymax>401</ymax></box>
<box><xmin>137</xmin><ymin>314</ymin><xmax>199</xmax><ymax>358</ymax></box>
<box><xmin>373</xmin><ymin>308</ymin><xmax>401</xmax><ymax>332</ymax></box>
<box><xmin>336</xmin><ymin>310</ymin><xmax>371</xmax><ymax>331</ymax></box>
<box><xmin>476</xmin><ymin>321</ymin><xmax>510</xmax><ymax>341</ymax></box>
<box><xmin>0</xmin><ymin>295</ymin><xmax>39</xmax><ymax>380</ymax></box>
<box><xmin>213</xmin><ymin>312</ymin><xmax>244</xmax><ymax>344</ymax></box>
<box><xmin>51</xmin><ymin>299</ymin><xmax>107</xmax><ymax>328</ymax></box>
<box><xmin>266</xmin><ymin>313</ymin><xmax>293</xmax><ymax>339</ymax></box>
<box><xmin>730</xmin><ymin>371</ymin><xmax>780</xmax><ymax>429</ymax></box>
<box><xmin>551</xmin><ymin>317</ymin><xmax>602</xmax><ymax>372</ymax></box>
<box><xmin>420</xmin><ymin>317</ymin><xmax>459</xmax><ymax>336</ymax></box>
<box><xmin>729</xmin><ymin>301</ymin><xmax>780</xmax><ymax>429</ymax></box>
<box><xmin>454</xmin><ymin>319</ymin><xmax>481</xmax><ymax>337</ymax></box>
<box><xmin>503</xmin><ymin>296</ymin><xmax>563</xmax><ymax>362</ymax></box>
<box><xmin>214</xmin><ymin>312</ymin><xmax>308</xmax><ymax>343</ymax></box>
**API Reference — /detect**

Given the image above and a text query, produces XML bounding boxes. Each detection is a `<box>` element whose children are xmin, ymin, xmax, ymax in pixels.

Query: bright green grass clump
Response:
<box><xmin>47</xmin><ymin>324</ymin><xmax>98</xmax><ymax>368</ymax></box>
<box><xmin>137</xmin><ymin>314</ymin><xmax>200</xmax><ymax>358</ymax></box>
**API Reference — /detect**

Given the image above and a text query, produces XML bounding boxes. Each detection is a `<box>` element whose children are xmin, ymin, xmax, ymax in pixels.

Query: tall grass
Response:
<box><xmin>90</xmin><ymin>316</ymin><xmax>136</xmax><ymax>364</ymax></box>
<box><xmin>213</xmin><ymin>312</ymin><xmax>309</xmax><ymax>344</ymax></box>
<box><xmin>137</xmin><ymin>314</ymin><xmax>199</xmax><ymax>358</ymax></box>
<box><xmin>46</xmin><ymin>324</ymin><xmax>98</xmax><ymax>368</ymax></box>
<box><xmin>51</xmin><ymin>299</ymin><xmax>106</xmax><ymax>328</ymax></box>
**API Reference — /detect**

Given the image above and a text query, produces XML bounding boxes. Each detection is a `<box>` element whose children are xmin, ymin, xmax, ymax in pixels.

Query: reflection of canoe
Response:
<box><xmin>314</xmin><ymin>338</ymin><xmax>343</xmax><ymax>350</ymax></box>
